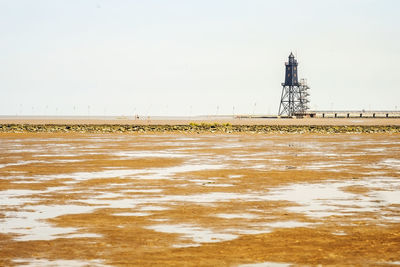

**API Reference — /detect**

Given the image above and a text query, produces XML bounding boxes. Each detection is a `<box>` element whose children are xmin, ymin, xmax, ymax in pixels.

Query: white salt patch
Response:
<box><xmin>10</xmin><ymin>181</ymin><xmax>39</xmax><ymax>184</ymax></box>
<box><xmin>1</xmin><ymin>160</ymin><xmax>50</xmax><ymax>168</ymax></box>
<box><xmin>229</xmin><ymin>229</ymin><xmax>271</xmax><ymax>235</ymax></box>
<box><xmin>375</xmin><ymin>191</ymin><xmax>400</xmax><ymax>205</ymax></box>
<box><xmin>233</xmin><ymin>158</ymin><xmax>267</xmax><ymax>163</ymax></box>
<box><xmin>1</xmin><ymin>204</ymin><xmax>97</xmax><ymax>241</ymax></box>
<box><xmin>210</xmin><ymin>143</ymin><xmax>246</xmax><ymax>149</ymax></box>
<box><xmin>380</xmin><ymin>158</ymin><xmax>400</xmax><ymax>170</ymax></box>
<box><xmin>39</xmin><ymin>164</ymin><xmax>224</xmax><ymax>182</ymax></box>
<box><xmin>81</xmin><ymin>194</ymin><xmax>153</xmax><ymax>209</ymax></box>
<box><xmin>7</xmin><ymin>149</ymin><xmax>44</xmax><ymax>153</ymax></box>
<box><xmin>146</xmin><ymin>224</ymin><xmax>237</xmax><ymax>243</ymax></box>
<box><xmin>0</xmin><ymin>189</ymin><xmax>42</xmax><ymax>206</ymax></box>
<box><xmin>267</xmin><ymin>183</ymin><xmax>375</xmax><ymax>217</ymax></box>
<box><xmin>249</xmin><ymin>164</ymin><xmax>268</xmax><ymax>170</ymax></box>
<box><xmin>0</xmin><ymin>187</ymin><xmax>100</xmax><ymax>241</ymax></box>
<box><xmin>140</xmin><ymin>206</ymin><xmax>169</xmax><ymax>211</ymax></box>
<box><xmin>159</xmin><ymin>192</ymin><xmax>249</xmax><ymax>203</ymax></box>
<box><xmin>47</xmin><ymin>143</ymin><xmax>71</xmax><ymax>147</ymax></box>
<box><xmin>52</xmin><ymin>159</ymin><xmax>84</xmax><ymax>163</ymax></box>
<box><xmin>44</xmin><ymin>186</ymin><xmax>72</xmax><ymax>193</ymax></box>
<box><xmin>43</xmin><ymin>169</ymin><xmax>144</xmax><ymax>182</ymax></box>
<box><xmin>364</xmin><ymin>148</ymin><xmax>386</xmax><ymax>152</ymax></box>
<box><xmin>264</xmin><ymin>178</ymin><xmax>400</xmax><ymax>222</ymax></box>
<box><xmin>95</xmin><ymin>192</ymin><xmax>124</xmax><ymax>199</ymax></box>
<box><xmin>174</xmin><ymin>137</ymin><xmax>198</xmax><ymax>141</ymax></box>
<box><xmin>265</xmin><ymin>221</ymin><xmax>311</xmax><ymax>228</ymax></box>
<box><xmin>381</xmin><ymin>215</ymin><xmax>400</xmax><ymax>221</ymax></box>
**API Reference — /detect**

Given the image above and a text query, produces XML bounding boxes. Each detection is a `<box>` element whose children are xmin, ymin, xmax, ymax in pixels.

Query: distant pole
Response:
<box><xmin>216</xmin><ymin>106</ymin><xmax>219</xmax><ymax>116</ymax></box>
<box><xmin>88</xmin><ymin>105</ymin><xmax>90</xmax><ymax>116</ymax></box>
<box><xmin>146</xmin><ymin>104</ymin><xmax>151</xmax><ymax>118</ymax></box>
<box><xmin>252</xmin><ymin>102</ymin><xmax>257</xmax><ymax>117</ymax></box>
<box><xmin>232</xmin><ymin>106</ymin><xmax>235</xmax><ymax>117</ymax></box>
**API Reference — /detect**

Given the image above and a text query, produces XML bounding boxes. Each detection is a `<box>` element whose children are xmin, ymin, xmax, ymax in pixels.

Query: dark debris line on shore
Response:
<box><xmin>0</xmin><ymin>123</ymin><xmax>399</xmax><ymax>133</ymax></box>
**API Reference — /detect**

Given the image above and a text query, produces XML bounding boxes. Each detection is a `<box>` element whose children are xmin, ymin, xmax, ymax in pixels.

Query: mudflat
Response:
<box><xmin>0</xmin><ymin>132</ymin><xmax>399</xmax><ymax>266</ymax></box>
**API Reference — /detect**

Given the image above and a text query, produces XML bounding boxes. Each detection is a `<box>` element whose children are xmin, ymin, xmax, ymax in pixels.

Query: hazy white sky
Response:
<box><xmin>1</xmin><ymin>0</ymin><xmax>399</xmax><ymax>116</ymax></box>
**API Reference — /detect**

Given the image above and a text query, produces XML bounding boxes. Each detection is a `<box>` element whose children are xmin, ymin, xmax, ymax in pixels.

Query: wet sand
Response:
<box><xmin>0</xmin><ymin>132</ymin><xmax>399</xmax><ymax>266</ymax></box>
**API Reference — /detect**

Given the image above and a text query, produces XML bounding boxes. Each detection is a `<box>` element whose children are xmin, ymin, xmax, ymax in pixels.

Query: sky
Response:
<box><xmin>0</xmin><ymin>0</ymin><xmax>399</xmax><ymax>116</ymax></box>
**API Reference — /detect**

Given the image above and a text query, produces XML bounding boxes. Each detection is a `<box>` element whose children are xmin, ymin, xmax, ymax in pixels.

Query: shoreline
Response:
<box><xmin>1</xmin><ymin>123</ymin><xmax>399</xmax><ymax>133</ymax></box>
<box><xmin>1</xmin><ymin>118</ymin><xmax>400</xmax><ymax>133</ymax></box>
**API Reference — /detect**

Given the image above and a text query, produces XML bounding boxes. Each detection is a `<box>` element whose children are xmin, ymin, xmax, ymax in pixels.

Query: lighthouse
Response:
<box><xmin>278</xmin><ymin>53</ymin><xmax>310</xmax><ymax>117</ymax></box>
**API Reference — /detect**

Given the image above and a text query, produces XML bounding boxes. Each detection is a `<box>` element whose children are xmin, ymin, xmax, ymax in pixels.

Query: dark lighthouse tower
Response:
<box><xmin>278</xmin><ymin>53</ymin><xmax>310</xmax><ymax>116</ymax></box>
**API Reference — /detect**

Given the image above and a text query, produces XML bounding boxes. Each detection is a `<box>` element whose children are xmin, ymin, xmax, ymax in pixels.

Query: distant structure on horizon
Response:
<box><xmin>278</xmin><ymin>53</ymin><xmax>311</xmax><ymax>117</ymax></box>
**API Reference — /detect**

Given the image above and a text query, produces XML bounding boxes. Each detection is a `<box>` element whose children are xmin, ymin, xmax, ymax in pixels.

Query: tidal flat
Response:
<box><xmin>0</xmin><ymin>132</ymin><xmax>399</xmax><ymax>266</ymax></box>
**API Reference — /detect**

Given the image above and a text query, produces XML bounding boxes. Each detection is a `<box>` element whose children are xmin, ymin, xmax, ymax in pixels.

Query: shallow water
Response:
<box><xmin>1</xmin><ymin>204</ymin><xmax>97</xmax><ymax>241</ymax></box>
<box><xmin>264</xmin><ymin>177</ymin><xmax>400</xmax><ymax>221</ymax></box>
